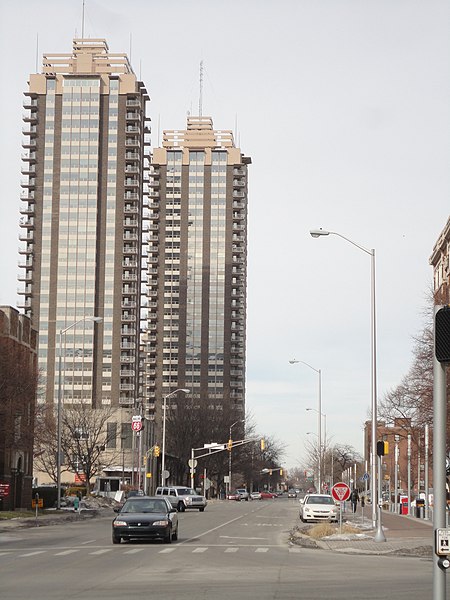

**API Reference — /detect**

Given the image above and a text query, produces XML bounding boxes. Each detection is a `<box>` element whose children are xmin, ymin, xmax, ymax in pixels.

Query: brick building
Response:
<box><xmin>0</xmin><ymin>307</ymin><xmax>38</xmax><ymax>510</ymax></box>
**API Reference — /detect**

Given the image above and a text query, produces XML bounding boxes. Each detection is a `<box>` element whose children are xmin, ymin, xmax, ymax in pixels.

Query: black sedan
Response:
<box><xmin>112</xmin><ymin>496</ymin><xmax>179</xmax><ymax>544</ymax></box>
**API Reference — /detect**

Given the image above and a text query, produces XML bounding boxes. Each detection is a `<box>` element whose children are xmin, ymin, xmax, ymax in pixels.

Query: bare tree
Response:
<box><xmin>379</xmin><ymin>296</ymin><xmax>450</xmax><ymax>458</ymax></box>
<box><xmin>165</xmin><ymin>397</ymin><xmax>245</xmax><ymax>486</ymax></box>
<box><xmin>61</xmin><ymin>405</ymin><xmax>120</xmax><ymax>494</ymax></box>
<box><xmin>34</xmin><ymin>403</ymin><xmax>119</xmax><ymax>494</ymax></box>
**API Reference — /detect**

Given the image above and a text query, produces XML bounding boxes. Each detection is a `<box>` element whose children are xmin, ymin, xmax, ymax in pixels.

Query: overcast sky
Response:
<box><xmin>1</xmin><ymin>0</ymin><xmax>449</xmax><ymax>470</ymax></box>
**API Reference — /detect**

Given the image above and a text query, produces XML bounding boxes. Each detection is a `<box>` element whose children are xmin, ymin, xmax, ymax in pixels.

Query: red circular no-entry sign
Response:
<box><xmin>331</xmin><ymin>482</ymin><xmax>351</xmax><ymax>502</ymax></box>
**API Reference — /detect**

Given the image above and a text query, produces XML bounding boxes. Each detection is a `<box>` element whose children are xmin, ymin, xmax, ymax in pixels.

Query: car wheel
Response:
<box><xmin>112</xmin><ymin>534</ymin><xmax>121</xmax><ymax>544</ymax></box>
<box><xmin>199</xmin><ymin>507</ymin><xmax>205</xmax><ymax>512</ymax></box>
<box><xmin>177</xmin><ymin>501</ymin><xmax>185</xmax><ymax>512</ymax></box>
<box><xmin>245</xmin><ymin>498</ymin><xmax>249</xmax><ymax>501</ymax></box>
<box><xmin>172</xmin><ymin>526</ymin><xmax>178</xmax><ymax>541</ymax></box>
<box><xmin>164</xmin><ymin>527</ymin><xmax>172</xmax><ymax>544</ymax></box>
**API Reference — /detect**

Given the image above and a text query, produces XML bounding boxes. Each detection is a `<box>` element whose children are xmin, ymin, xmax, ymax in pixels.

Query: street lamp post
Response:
<box><xmin>310</xmin><ymin>228</ymin><xmax>385</xmax><ymax>542</ymax></box>
<box><xmin>228</xmin><ymin>419</ymin><xmax>244</xmax><ymax>496</ymax></box>
<box><xmin>306</xmin><ymin>408</ymin><xmax>327</xmax><ymax>486</ymax></box>
<box><xmin>56</xmin><ymin>316</ymin><xmax>102</xmax><ymax>510</ymax></box>
<box><xmin>160</xmin><ymin>388</ymin><xmax>190</xmax><ymax>487</ymax></box>
<box><xmin>306</xmin><ymin>431</ymin><xmax>319</xmax><ymax>489</ymax></box>
<box><xmin>289</xmin><ymin>360</ymin><xmax>322</xmax><ymax>492</ymax></box>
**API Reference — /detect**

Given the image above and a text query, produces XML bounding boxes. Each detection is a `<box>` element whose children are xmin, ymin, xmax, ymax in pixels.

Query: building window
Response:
<box><xmin>106</xmin><ymin>422</ymin><xmax>117</xmax><ymax>448</ymax></box>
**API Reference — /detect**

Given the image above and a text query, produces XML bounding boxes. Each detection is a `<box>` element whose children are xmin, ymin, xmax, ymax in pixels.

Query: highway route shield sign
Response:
<box><xmin>331</xmin><ymin>482</ymin><xmax>351</xmax><ymax>502</ymax></box>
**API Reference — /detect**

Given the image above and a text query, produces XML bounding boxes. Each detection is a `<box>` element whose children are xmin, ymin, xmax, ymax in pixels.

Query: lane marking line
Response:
<box><xmin>220</xmin><ymin>536</ymin><xmax>268</xmax><ymax>540</ymax></box>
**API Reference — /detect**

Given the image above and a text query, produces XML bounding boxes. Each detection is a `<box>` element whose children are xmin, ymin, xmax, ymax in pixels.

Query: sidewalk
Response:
<box><xmin>314</xmin><ymin>508</ymin><xmax>433</xmax><ymax>556</ymax></box>
<box><xmin>0</xmin><ymin>508</ymin><xmax>104</xmax><ymax>531</ymax></box>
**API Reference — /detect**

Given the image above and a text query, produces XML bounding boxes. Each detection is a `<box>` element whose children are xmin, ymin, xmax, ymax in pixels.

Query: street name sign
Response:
<box><xmin>331</xmin><ymin>482</ymin><xmax>351</xmax><ymax>502</ymax></box>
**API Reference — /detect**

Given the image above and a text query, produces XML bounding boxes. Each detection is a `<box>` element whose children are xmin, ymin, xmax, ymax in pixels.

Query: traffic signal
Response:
<box><xmin>377</xmin><ymin>441</ymin><xmax>389</xmax><ymax>456</ymax></box>
<box><xmin>260</xmin><ymin>438</ymin><xmax>265</xmax><ymax>451</ymax></box>
<box><xmin>280</xmin><ymin>469</ymin><xmax>283</xmax><ymax>476</ymax></box>
<box><xmin>227</xmin><ymin>439</ymin><xmax>233</xmax><ymax>451</ymax></box>
<box><xmin>154</xmin><ymin>445</ymin><xmax>160</xmax><ymax>457</ymax></box>
<box><xmin>435</xmin><ymin>306</ymin><xmax>450</xmax><ymax>363</ymax></box>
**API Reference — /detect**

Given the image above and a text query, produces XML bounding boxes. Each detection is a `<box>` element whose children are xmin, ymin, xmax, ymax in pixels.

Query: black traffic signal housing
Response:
<box><xmin>377</xmin><ymin>441</ymin><xmax>389</xmax><ymax>456</ymax></box>
<box><xmin>435</xmin><ymin>306</ymin><xmax>450</xmax><ymax>363</ymax></box>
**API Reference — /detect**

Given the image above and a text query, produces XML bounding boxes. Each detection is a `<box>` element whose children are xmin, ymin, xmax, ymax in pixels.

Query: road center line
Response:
<box><xmin>177</xmin><ymin>514</ymin><xmax>247</xmax><ymax>546</ymax></box>
<box><xmin>220</xmin><ymin>536</ymin><xmax>268</xmax><ymax>540</ymax></box>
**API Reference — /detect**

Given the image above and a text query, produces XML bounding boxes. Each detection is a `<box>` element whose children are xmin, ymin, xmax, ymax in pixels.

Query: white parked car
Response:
<box><xmin>250</xmin><ymin>491</ymin><xmax>262</xmax><ymax>500</ymax></box>
<box><xmin>299</xmin><ymin>494</ymin><xmax>339</xmax><ymax>523</ymax></box>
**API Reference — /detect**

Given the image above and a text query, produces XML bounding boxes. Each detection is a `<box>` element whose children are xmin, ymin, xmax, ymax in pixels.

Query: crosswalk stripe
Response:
<box><xmin>124</xmin><ymin>549</ymin><xmax>145</xmax><ymax>554</ymax></box>
<box><xmin>289</xmin><ymin>547</ymin><xmax>302</xmax><ymax>553</ymax></box>
<box><xmin>159</xmin><ymin>547</ymin><xmax>176</xmax><ymax>554</ymax></box>
<box><xmin>89</xmin><ymin>549</ymin><xmax>112</xmax><ymax>555</ymax></box>
<box><xmin>224</xmin><ymin>547</ymin><xmax>239</xmax><ymax>553</ymax></box>
<box><xmin>255</xmin><ymin>548</ymin><xmax>269</xmax><ymax>553</ymax></box>
<box><xmin>54</xmin><ymin>549</ymin><xmax>80</xmax><ymax>556</ymax></box>
<box><xmin>192</xmin><ymin>547</ymin><xmax>208</xmax><ymax>553</ymax></box>
<box><xmin>19</xmin><ymin>551</ymin><xmax>47</xmax><ymax>557</ymax></box>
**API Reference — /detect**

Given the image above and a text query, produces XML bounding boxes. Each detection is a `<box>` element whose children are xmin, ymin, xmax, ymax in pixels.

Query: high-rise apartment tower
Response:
<box><xmin>145</xmin><ymin>117</ymin><xmax>251</xmax><ymax>427</ymax></box>
<box><xmin>18</xmin><ymin>40</ymin><xmax>150</xmax><ymax>428</ymax></box>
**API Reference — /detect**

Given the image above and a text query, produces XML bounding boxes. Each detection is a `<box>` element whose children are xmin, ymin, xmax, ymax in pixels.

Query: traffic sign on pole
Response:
<box><xmin>331</xmin><ymin>482</ymin><xmax>351</xmax><ymax>502</ymax></box>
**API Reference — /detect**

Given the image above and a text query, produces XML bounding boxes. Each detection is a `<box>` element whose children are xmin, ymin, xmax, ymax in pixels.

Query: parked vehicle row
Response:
<box><xmin>227</xmin><ymin>489</ymin><xmax>278</xmax><ymax>500</ymax></box>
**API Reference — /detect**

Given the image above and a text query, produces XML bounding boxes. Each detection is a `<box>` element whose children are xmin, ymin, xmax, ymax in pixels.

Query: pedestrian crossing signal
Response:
<box><xmin>154</xmin><ymin>445</ymin><xmax>160</xmax><ymax>457</ymax></box>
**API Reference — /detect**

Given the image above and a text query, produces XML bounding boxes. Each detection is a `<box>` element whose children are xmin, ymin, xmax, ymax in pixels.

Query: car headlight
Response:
<box><xmin>152</xmin><ymin>520</ymin><xmax>169</xmax><ymax>526</ymax></box>
<box><xmin>113</xmin><ymin>520</ymin><xmax>127</xmax><ymax>527</ymax></box>
<box><xmin>185</xmin><ymin>497</ymin><xmax>192</xmax><ymax>504</ymax></box>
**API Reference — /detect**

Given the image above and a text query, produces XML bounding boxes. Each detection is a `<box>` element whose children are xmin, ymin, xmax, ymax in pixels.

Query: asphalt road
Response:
<box><xmin>0</xmin><ymin>497</ymin><xmax>444</xmax><ymax>600</ymax></box>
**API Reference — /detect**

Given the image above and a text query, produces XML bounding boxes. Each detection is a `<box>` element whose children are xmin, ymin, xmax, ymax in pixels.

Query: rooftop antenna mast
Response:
<box><xmin>81</xmin><ymin>0</ymin><xmax>86</xmax><ymax>38</ymax></box>
<box><xmin>35</xmin><ymin>33</ymin><xmax>39</xmax><ymax>73</ymax></box>
<box><xmin>199</xmin><ymin>60</ymin><xmax>204</xmax><ymax>117</ymax></box>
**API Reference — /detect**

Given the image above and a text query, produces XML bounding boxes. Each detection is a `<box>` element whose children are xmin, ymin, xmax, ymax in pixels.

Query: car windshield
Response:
<box><xmin>306</xmin><ymin>496</ymin><xmax>334</xmax><ymax>505</ymax></box>
<box><xmin>122</xmin><ymin>500</ymin><xmax>168</xmax><ymax>513</ymax></box>
<box><xmin>176</xmin><ymin>488</ymin><xmax>195</xmax><ymax>495</ymax></box>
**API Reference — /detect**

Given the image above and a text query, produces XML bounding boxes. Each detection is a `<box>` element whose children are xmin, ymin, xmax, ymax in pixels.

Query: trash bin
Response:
<box><xmin>416</xmin><ymin>498</ymin><xmax>425</xmax><ymax>518</ymax></box>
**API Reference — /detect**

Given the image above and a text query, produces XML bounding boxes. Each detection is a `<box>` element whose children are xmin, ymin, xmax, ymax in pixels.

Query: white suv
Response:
<box><xmin>236</xmin><ymin>488</ymin><xmax>249</xmax><ymax>501</ymax></box>
<box><xmin>155</xmin><ymin>486</ymin><xmax>207</xmax><ymax>512</ymax></box>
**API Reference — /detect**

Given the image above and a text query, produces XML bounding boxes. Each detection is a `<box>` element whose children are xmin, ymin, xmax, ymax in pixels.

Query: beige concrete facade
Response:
<box><xmin>430</xmin><ymin>216</ymin><xmax>450</xmax><ymax>303</ymax></box>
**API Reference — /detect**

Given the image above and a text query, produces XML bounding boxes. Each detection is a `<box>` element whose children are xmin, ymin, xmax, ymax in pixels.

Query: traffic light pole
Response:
<box><xmin>190</xmin><ymin>438</ymin><xmax>261</xmax><ymax>495</ymax></box>
<box><xmin>433</xmin><ymin>305</ymin><xmax>448</xmax><ymax>599</ymax></box>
